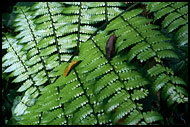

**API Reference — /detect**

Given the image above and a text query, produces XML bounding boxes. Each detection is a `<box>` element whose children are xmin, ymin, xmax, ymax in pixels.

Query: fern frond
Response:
<box><xmin>20</xmin><ymin>20</ymin><xmax>162</xmax><ymax>125</ymax></box>
<box><xmin>76</xmin><ymin>25</ymin><xmax>161</xmax><ymax>125</ymax></box>
<box><xmin>3</xmin><ymin>2</ymin><xmax>187</xmax><ymax>125</ymax></box>
<box><xmin>147</xmin><ymin>62</ymin><xmax>188</xmax><ymax>106</ymax></box>
<box><xmin>31</xmin><ymin>1</ymin><xmax>126</xmax><ymax>66</ymax></box>
<box><xmin>2</xmin><ymin>34</ymin><xmax>42</xmax><ymax>117</ymax></box>
<box><xmin>64</xmin><ymin>95</ymin><xmax>88</xmax><ymax>115</ymax></box>
<box><xmin>12</xmin><ymin>5</ymin><xmax>53</xmax><ymax>88</ymax></box>
<box><xmin>95</xmin><ymin>72</ymin><xmax>118</xmax><ymax>93</ymax></box>
<box><xmin>162</xmin><ymin>84</ymin><xmax>188</xmax><ymax>107</ymax></box>
<box><xmin>101</xmin><ymin>7</ymin><xmax>187</xmax><ymax>107</ymax></box>
<box><xmin>147</xmin><ymin>2</ymin><xmax>188</xmax><ymax>47</ymax></box>
<box><xmin>107</xmin><ymin>8</ymin><xmax>179</xmax><ymax>62</ymax></box>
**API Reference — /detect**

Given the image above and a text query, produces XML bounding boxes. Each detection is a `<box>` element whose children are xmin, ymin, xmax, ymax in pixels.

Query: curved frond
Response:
<box><xmin>2</xmin><ymin>2</ymin><xmax>187</xmax><ymax>125</ymax></box>
<box><xmin>2</xmin><ymin>34</ymin><xmax>41</xmax><ymax>117</ymax></box>
<box><xmin>100</xmin><ymin>7</ymin><xmax>187</xmax><ymax>107</ymax></box>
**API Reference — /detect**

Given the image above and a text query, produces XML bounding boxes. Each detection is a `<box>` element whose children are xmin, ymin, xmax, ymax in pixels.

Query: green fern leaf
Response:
<box><xmin>162</xmin><ymin>12</ymin><xmax>181</xmax><ymax>29</ymax></box>
<box><xmin>105</xmin><ymin>90</ymin><xmax>130</xmax><ymax>113</ymax></box>
<box><xmin>94</xmin><ymin>72</ymin><xmax>118</xmax><ymax>94</ymax></box>
<box><xmin>131</xmin><ymin>88</ymin><xmax>148</xmax><ymax>101</ymax></box>
<box><xmin>170</xmin><ymin>76</ymin><xmax>187</xmax><ymax>86</ymax></box>
<box><xmin>125</xmin><ymin>77</ymin><xmax>149</xmax><ymax>90</ymax></box>
<box><xmin>143</xmin><ymin>111</ymin><xmax>163</xmax><ymax>123</ymax></box>
<box><xmin>48</xmin><ymin>115</ymin><xmax>67</xmax><ymax>125</ymax></box>
<box><xmin>85</xmin><ymin>64</ymin><xmax>113</xmax><ymax>81</ymax></box>
<box><xmin>154</xmin><ymin>6</ymin><xmax>174</xmax><ymax>21</ymax></box>
<box><xmin>157</xmin><ymin>50</ymin><xmax>179</xmax><ymax>59</ymax></box>
<box><xmin>153</xmin><ymin>74</ymin><xmax>170</xmax><ymax>92</ymax></box>
<box><xmin>97</xmin><ymin>81</ymin><xmax>124</xmax><ymax>102</ymax></box>
<box><xmin>137</xmin><ymin>49</ymin><xmax>156</xmax><ymax>62</ymax></box>
<box><xmin>17</xmin><ymin>80</ymin><xmax>33</xmax><ymax>92</ymax></box>
<box><xmin>161</xmin><ymin>83</ymin><xmax>175</xmax><ymax>100</ymax></box>
<box><xmin>126</xmin><ymin>41</ymin><xmax>150</xmax><ymax>62</ymax></box>
<box><xmin>40</xmin><ymin>45</ymin><xmax>57</xmax><ymax>56</ymax></box>
<box><xmin>147</xmin><ymin>2</ymin><xmax>188</xmax><ymax>48</ymax></box>
<box><xmin>112</xmin><ymin>100</ymin><xmax>136</xmax><ymax>124</ymax></box>
<box><xmin>64</xmin><ymin>95</ymin><xmax>88</xmax><ymax>115</ymax></box>
<box><xmin>123</xmin><ymin>110</ymin><xmax>143</xmax><ymax>125</ymax></box>
<box><xmin>72</xmin><ymin>104</ymin><xmax>93</xmax><ymax>124</ymax></box>
<box><xmin>4</xmin><ymin>2</ymin><xmax>188</xmax><ymax>125</ymax></box>
<box><xmin>41</xmin><ymin>109</ymin><xmax>64</xmax><ymax>125</ymax></box>
<box><xmin>147</xmin><ymin>2</ymin><xmax>172</xmax><ymax>12</ymax></box>
<box><xmin>174</xmin><ymin>24</ymin><xmax>188</xmax><ymax>45</ymax></box>
<box><xmin>147</xmin><ymin>64</ymin><xmax>166</xmax><ymax>77</ymax></box>
<box><xmin>152</xmin><ymin>42</ymin><xmax>174</xmax><ymax>51</ymax></box>
<box><xmin>12</xmin><ymin>72</ymin><xmax>29</xmax><ymax>83</ymax></box>
<box><xmin>167</xmin><ymin>18</ymin><xmax>187</xmax><ymax>33</ymax></box>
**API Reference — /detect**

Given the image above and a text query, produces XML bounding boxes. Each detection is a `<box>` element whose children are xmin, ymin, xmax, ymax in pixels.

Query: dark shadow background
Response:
<box><xmin>2</xmin><ymin>1</ymin><xmax>17</xmax><ymax>125</ymax></box>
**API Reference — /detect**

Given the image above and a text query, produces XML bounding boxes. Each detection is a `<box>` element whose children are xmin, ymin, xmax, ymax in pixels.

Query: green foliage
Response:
<box><xmin>103</xmin><ymin>8</ymin><xmax>187</xmax><ymax>107</ymax></box>
<box><xmin>2</xmin><ymin>2</ymin><xmax>188</xmax><ymax>125</ymax></box>
<box><xmin>147</xmin><ymin>2</ymin><xmax>188</xmax><ymax>83</ymax></box>
<box><xmin>18</xmin><ymin>32</ymin><xmax>162</xmax><ymax>125</ymax></box>
<box><xmin>2</xmin><ymin>2</ymin><xmax>127</xmax><ymax>119</ymax></box>
<box><xmin>2</xmin><ymin>34</ymin><xmax>40</xmax><ymax>118</ymax></box>
<box><xmin>147</xmin><ymin>2</ymin><xmax>188</xmax><ymax>47</ymax></box>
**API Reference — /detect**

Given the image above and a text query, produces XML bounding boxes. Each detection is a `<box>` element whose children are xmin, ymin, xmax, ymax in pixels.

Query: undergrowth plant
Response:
<box><xmin>147</xmin><ymin>2</ymin><xmax>188</xmax><ymax>83</ymax></box>
<box><xmin>2</xmin><ymin>2</ymin><xmax>188</xmax><ymax>125</ymax></box>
